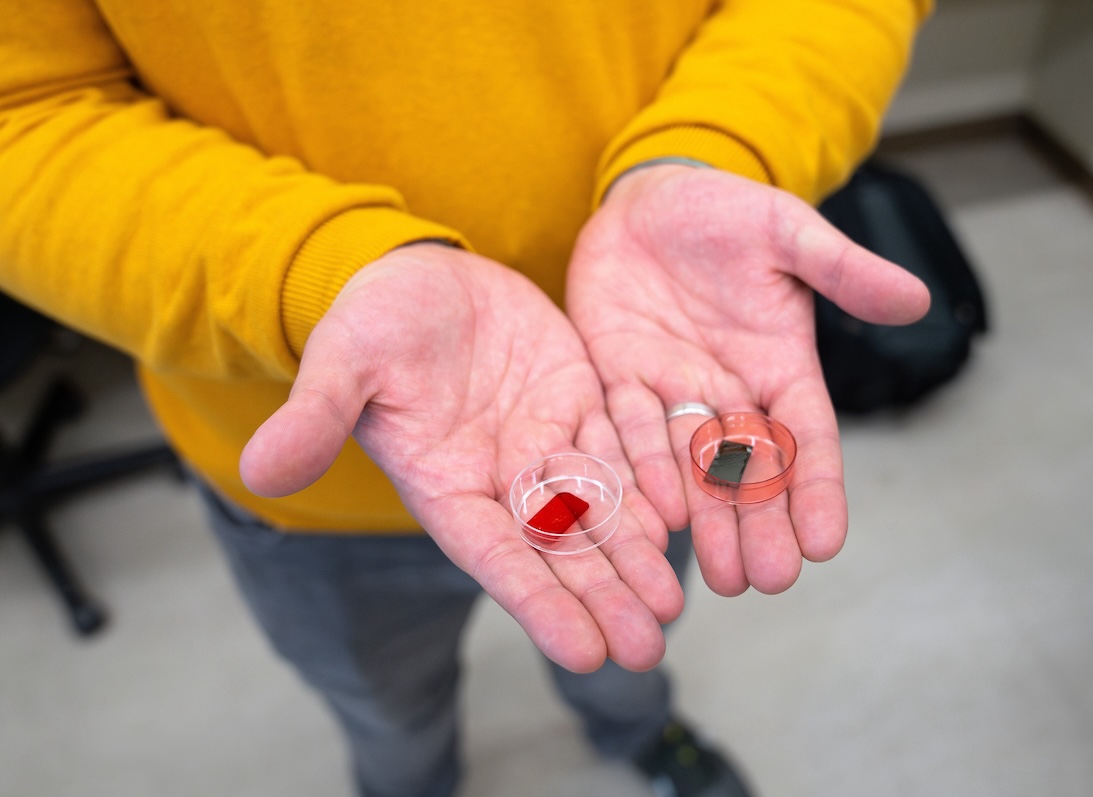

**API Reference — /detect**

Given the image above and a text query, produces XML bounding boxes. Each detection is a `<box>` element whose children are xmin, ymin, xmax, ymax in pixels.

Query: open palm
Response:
<box><xmin>240</xmin><ymin>244</ymin><xmax>682</xmax><ymax>673</ymax></box>
<box><xmin>567</xmin><ymin>165</ymin><xmax>930</xmax><ymax>596</ymax></box>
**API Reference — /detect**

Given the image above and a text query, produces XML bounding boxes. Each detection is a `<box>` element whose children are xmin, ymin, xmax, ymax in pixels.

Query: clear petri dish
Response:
<box><xmin>509</xmin><ymin>453</ymin><xmax>622</xmax><ymax>555</ymax></box>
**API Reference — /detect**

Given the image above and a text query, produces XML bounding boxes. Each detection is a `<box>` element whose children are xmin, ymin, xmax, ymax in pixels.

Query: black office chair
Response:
<box><xmin>1</xmin><ymin>294</ymin><xmax>180</xmax><ymax>636</ymax></box>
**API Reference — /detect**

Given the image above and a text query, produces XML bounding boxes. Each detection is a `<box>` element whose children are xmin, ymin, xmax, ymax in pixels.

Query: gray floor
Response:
<box><xmin>2</xmin><ymin>130</ymin><xmax>1091</xmax><ymax>797</ymax></box>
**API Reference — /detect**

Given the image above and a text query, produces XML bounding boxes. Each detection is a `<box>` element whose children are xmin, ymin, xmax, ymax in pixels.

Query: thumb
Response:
<box><xmin>240</xmin><ymin>387</ymin><xmax>361</xmax><ymax>497</ymax></box>
<box><xmin>786</xmin><ymin>204</ymin><xmax>931</xmax><ymax>326</ymax></box>
<box><xmin>240</xmin><ymin>322</ymin><xmax>373</xmax><ymax>497</ymax></box>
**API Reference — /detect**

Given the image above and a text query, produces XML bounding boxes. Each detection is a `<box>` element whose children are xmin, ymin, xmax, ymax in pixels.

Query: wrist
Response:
<box><xmin>602</xmin><ymin>157</ymin><xmax>712</xmax><ymax>203</ymax></box>
<box><xmin>283</xmin><ymin>210</ymin><xmax>469</xmax><ymax>359</ymax></box>
<box><xmin>594</xmin><ymin>126</ymin><xmax>773</xmax><ymax>207</ymax></box>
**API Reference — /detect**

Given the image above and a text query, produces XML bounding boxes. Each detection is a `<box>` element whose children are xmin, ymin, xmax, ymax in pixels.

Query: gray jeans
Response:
<box><xmin>199</xmin><ymin>483</ymin><xmax>692</xmax><ymax>797</ymax></box>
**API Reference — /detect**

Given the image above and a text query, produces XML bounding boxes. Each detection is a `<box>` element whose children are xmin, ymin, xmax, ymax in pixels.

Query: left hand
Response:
<box><xmin>566</xmin><ymin>164</ymin><xmax>930</xmax><ymax>596</ymax></box>
<box><xmin>240</xmin><ymin>244</ymin><xmax>681</xmax><ymax>673</ymax></box>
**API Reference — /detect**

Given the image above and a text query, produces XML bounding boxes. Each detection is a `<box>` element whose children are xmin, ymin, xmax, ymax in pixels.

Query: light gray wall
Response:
<box><xmin>883</xmin><ymin>0</ymin><xmax>1093</xmax><ymax>171</ymax></box>
<box><xmin>1028</xmin><ymin>0</ymin><xmax>1093</xmax><ymax>170</ymax></box>
<box><xmin>885</xmin><ymin>0</ymin><xmax>1049</xmax><ymax>133</ymax></box>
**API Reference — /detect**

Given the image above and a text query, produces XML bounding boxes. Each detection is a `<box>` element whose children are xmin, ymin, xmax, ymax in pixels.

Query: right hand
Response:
<box><xmin>566</xmin><ymin>165</ymin><xmax>931</xmax><ymax>597</ymax></box>
<box><xmin>239</xmin><ymin>244</ymin><xmax>683</xmax><ymax>673</ymax></box>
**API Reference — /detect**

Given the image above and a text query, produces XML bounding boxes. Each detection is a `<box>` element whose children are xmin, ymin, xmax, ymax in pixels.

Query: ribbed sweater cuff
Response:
<box><xmin>282</xmin><ymin>207</ymin><xmax>469</xmax><ymax>359</ymax></box>
<box><xmin>594</xmin><ymin>125</ymin><xmax>772</xmax><ymax>207</ymax></box>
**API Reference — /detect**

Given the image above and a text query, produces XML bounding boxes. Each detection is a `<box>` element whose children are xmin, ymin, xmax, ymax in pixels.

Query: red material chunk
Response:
<box><xmin>556</xmin><ymin>492</ymin><xmax>589</xmax><ymax>517</ymax></box>
<box><xmin>527</xmin><ymin>491</ymin><xmax>590</xmax><ymax>545</ymax></box>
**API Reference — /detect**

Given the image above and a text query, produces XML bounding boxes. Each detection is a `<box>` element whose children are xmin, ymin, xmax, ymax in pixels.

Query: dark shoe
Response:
<box><xmin>633</xmin><ymin>718</ymin><xmax>753</xmax><ymax>797</ymax></box>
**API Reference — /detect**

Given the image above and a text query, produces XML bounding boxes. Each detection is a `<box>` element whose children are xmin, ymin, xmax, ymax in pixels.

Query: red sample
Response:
<box><xmin>527</xmin><ymin>491</ymin><xmax>590</xmax><ymax>546</ymax></box>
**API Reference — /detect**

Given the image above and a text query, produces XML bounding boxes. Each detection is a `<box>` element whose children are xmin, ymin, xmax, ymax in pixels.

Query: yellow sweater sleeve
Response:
<box><xmin>595</xmin><ymin>0</ymin><xmax>934</xmax><ymax>206</ymax></box>
<box><xmin>0</xmin><ymin>0</ymin><xmax>469</xmax><ymax>378</ymax></box>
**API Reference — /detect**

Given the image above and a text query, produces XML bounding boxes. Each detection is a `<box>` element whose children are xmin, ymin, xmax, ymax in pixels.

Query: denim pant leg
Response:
<box><xmin>199</xmin><ymin>485</ymin><xmax>482</xmax><ymax>797</ymax></box>
<box><xmin>546</xmin><ymin>527</ymin><xmax>694</xmax><ymax>760</ymax></box>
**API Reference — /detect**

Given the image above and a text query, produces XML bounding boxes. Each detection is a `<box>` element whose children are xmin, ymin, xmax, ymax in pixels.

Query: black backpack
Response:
<box><xmin>815</xmin><ymin>160</ymin><xmax>988</xmax><ymax>413</ymax></box>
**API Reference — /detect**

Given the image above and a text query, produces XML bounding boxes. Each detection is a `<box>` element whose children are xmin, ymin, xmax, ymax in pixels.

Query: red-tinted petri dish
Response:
<box><xmin>689</xmin><ymin>412</ymin><xmax>796</xmax><ymax>503</ymax></box>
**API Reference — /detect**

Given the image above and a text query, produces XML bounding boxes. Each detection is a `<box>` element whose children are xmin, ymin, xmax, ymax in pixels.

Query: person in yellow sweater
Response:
<box><xmin>1</xmin><ymin>1</ymin><xmax>932</xmax><ymax>794</ymax></box>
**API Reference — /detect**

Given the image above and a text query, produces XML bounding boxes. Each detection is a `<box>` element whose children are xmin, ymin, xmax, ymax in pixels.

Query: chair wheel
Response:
<box><xmin>71</xmin><ymin>602</ymin><xmax>109</xmax><ymax>637</ymax></box>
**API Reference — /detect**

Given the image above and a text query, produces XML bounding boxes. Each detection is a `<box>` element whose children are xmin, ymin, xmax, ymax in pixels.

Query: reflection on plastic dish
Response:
<box><xmin>690</xmin><ymin>412</ymin><xmax>796</xmax><ymax>503</ymax></box>
<box><xmin>509</xmin><ymin>453</ymin><xmax>622</xmax><ymax>555</ymax></box>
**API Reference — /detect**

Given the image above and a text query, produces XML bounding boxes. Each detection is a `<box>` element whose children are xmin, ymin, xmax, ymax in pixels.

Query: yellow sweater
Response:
<box><xmin>0</xmin><ymin>0</ymin><xmax>931</xmax><ymax>532</ymax></box>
